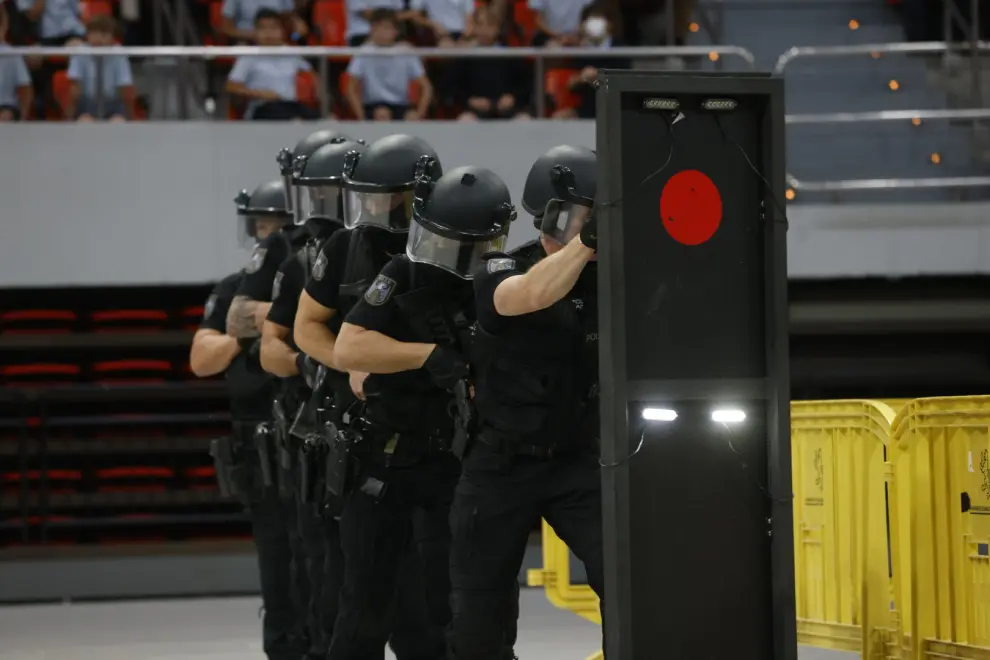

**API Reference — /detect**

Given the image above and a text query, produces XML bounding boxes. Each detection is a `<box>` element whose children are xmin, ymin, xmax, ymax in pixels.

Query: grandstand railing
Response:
<box><xmin>776</xmin><ymin>41</ymin><xmax>990</xmax><ymax>195</ymax></box>
<box><xmin>0</xmin><ymin>45</ymin><xmax>757</xmax><ymax>119</ymax></box>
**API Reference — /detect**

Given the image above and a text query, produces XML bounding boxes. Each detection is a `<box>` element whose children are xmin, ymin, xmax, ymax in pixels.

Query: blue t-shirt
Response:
<box><xmin>346</xmin><ymin>44</ymin><xmax>424</xmax><ymax>106</ymax></box>
<box><xmin>0</xmin><ymin>44</ymin><xmax>31</xmax><ymax>109</ymax></box>
<box><xmin>16</xmin><ymin>0</ymin><xmax>84</xmax><ymax>39</ymax></box>
<box><xmin>345</xmin><ymin>0</ymin><xmax>404</xmax><ymax>39</ymax></box>
<box><xmin>222</xmin><ymin>0</ymin><xmax>294</xmax><ymax>31</ymax></box>
<box><xmin>67</xmin><ymin>50</ymin><xmax>133</xmax><ymax>99</ymax></box>
<box><xmin>229</xmin><ymin>55</ymin><xmax>311</xmax><ymax>117</ymax></box>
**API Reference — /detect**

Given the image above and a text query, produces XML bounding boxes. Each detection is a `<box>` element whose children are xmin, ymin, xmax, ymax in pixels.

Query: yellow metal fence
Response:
<box><xmin>528</xmin><ymin>396</ymin><xmax>990</xmax><ymax>660</ymax></box>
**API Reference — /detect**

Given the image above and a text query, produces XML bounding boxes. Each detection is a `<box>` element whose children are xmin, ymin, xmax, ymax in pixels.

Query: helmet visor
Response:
<box><xmin>406</xmin><ymin>220</ymin><xmax>507</xmax><ymax>279</ymax></box>
<box><xmin>238</xmin><ymin>213</ymin><xmax>290</xmax><ymax>248</ymax></box>
<box><xmin>301</xmin><ymin>184</ymin><xmax>344</xmax><ymax>224</ymax></box>
<box><xmin>540</xmin><ymin>200</ymin><xmax>594</xmax><ymax>244</ymax></box>
<box><xmin>343</xmin><ymin>189</ymin><xmax>414</xmax><ymax>232</ymax></box>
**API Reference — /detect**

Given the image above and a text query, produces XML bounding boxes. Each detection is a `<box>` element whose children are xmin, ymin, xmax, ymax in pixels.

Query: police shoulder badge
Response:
<box><xmin>487</xmin><ymin>258</ymin><xmax>515</xmax><ymax>274</ymax></box>
<box><xmin>272</xmin><ymin>271</ymin><xmax>284</xmax><ymax>300</ymax></box>
<box><xmin>203</xmin><ymin>294</ymin><xmax>217</xmax><ymax>321</ymax></box>
<box><xmin>312</xmin><ymin>250</ymin><xmax>327</xmax><ymax>281</ymax></box>
<box><xmin>364</xmin><ymin>274</ymin><xmax>397</xmax><ymax>306</ymax></box>
<box><xmin>245</xmin><ymin>246</ymin><xmax>267</xmax><ymax>274</ymax></box>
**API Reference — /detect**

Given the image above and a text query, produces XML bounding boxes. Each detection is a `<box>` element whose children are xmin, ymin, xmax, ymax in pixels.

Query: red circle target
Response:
<box><xmin>659</xmin><ymin>170</ymin><xmax>723</xmax><ymax>246</ymax></box>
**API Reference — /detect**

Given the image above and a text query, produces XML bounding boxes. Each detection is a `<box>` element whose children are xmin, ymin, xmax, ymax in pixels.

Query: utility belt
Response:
<box><xmin>357</xmin><ymin>416</ymin><xmax>452</xmax><ymax>468</ymax></box>
<box><xmin>476</xmin><ymin>425</ymin><xmax>562</xmax><ymax>460</ymax></box>
<box><xmin>208</xmin><ymin>420</ymin><xmax>276</xmax><ymax>507</ymax></box>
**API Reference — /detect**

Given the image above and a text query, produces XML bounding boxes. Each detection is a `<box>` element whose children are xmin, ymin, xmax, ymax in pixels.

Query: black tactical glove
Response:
<box><xmin>423</xmin><ymin>345</ymin><xmax>469</xmax><ymax>391</ymax></box>
<box><xmin>580</xmin><ymin>213</ymin><xmax>598</xmax><ymax>251</ymax></box>
<box><xmin>295</xmin><ymin>353</ymin><xmax>319</xmax><ymax>388</ymax></box>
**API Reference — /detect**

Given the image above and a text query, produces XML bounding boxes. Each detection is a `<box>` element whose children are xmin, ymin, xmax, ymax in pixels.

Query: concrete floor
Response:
<box><xmin>0</xmin><ymin>589</ymin><xmax>859</xmax><ymax>660</ymax></box>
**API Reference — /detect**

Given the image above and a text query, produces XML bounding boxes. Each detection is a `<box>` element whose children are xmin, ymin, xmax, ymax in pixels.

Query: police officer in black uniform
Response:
<box><xmin>447</xmin><ymin>144</ymin><xmax>605</xmax><ymax>660</ymax></box>
<box><xmin>261</xmin><ymin>136</ymin><xmax>365</xmax><ymax>660</ymax></box>
<box><xmin>328</xmin><ymin>159</ymin><xmax>513</xmax><ymax>660</ymax></box>
<box><xmin>191</xmin><ymin>186</ymin><xmax>306</xmax><ymax>660</ymax></box>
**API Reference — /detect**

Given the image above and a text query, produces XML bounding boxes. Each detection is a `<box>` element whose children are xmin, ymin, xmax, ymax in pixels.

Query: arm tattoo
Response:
<box><xmin>227</xmin><ymin>296</ymin><xmax>262</xmax><ymax>338</ymax></box>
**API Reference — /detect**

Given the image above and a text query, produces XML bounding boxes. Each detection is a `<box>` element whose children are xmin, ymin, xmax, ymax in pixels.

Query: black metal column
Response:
<box><xmin>595</xmin><ymin>70</ymin><xmax>795</xmax><ymax>660</ymax></box>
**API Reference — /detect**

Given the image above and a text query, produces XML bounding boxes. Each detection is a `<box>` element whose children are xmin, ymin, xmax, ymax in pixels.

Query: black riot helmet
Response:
<box><xmin>277</xmin><ymin>128</ymin><xmax>352</xmax><ymax>223</ymax></box>
<box><xmin>235</xmin><ymin>179</ymin><xmax>293</xmax><ymax>247</ymax></box>
<box><xmin>341</xmin><ymin>134</ymin><xmax>442</xmax><ymax>234</ymax></box>
<box><xmin>292</xmin><ymin>137</ymin><xmax>367</xmax><ymax>234</ymax></box>
<box><xmin>522</xmin><ymin>145</ymin><xmax>597</xmax><ymax>244</ymax></box>
<box><xmin>408</xmin><ymin>166</ymin><xmax>515</xmax><ymax>279</ymax></box>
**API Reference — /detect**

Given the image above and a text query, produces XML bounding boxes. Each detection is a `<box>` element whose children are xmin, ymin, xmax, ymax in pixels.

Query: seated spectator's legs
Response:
<box><xmin>75</xmin><ymin>96</ymin><xmax>127</xmax><ymax>121</ymax></box>
<box><xmin>365</xmin><ymin>104</ymin><xmax>405</xmax><ymax>121</ymax></box>
<box><xmin>0</xmin><ymin>106</ymin><xmax>19</xmax><ymax>121</ymax></box>
<box><xmin>531</xmin><ymin>30</ymin><xmax>552</xmax><ymax>46</ymax></box>
<box><xmin>252</xmin><ymin>100</ymin><xmax>319</xmax><ymax>120</ymax></box>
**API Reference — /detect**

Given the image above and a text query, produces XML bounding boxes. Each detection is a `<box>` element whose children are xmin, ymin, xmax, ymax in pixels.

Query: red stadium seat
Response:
<box><xmin>51</xmin><ymin>69</ymin><xmax>72</xmax><ymax>119</ymax></box>
<box><xmin>80</xmin><ymin>0</ymin><xmax>113</xmax><ymax>21</ymax></box>
<box><xmin>545</xmin><ymin>68</ymin><xmax>580</xmax><ymax>116</ymax></box>
<box><xmin>512</xmin><ymin>2</ymin><xmax>537</xmax><ymax>45</ymax></box>
<box><xmin>182</xmin><ymin>305</ymin><xmax>205</xmax><ymax>331</ymax></box>
<box><xmin>90</xmin><ymin>309</ymin><xmax>169</xmax><ymax>332</ymax></box>
<box><xmin>1</xmin><ymin>363</ymin><xmax>81</xmax><ymax>386</ymax></box>
<box><xmin>92</xmin><ymin>359</ymin><xmax>172</xmax><ymax>383</ymax></box>
<box><xmin>313</xmin><ymin>0</ymin><xmax>346</xmax><ymax>46</ymax></box>
<box><xmin>297</xmin><ymin>69</ymin><xmax>320</xmax><ymax>108</ymax></box>
<box><xmin>1</xmin><ymin>309</ymin><xmax>77</xmax><ymax>334</ymax></box>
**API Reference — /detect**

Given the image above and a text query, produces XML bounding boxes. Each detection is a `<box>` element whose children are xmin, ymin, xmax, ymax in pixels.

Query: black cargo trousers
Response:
<box><xmin>449</xmin><ymin>434</ymin><xmax>607</xmax><ymax>660</ymax></box>
<box><xmin>232</xmin><ymin>420</ymin><xmax>310</xmax><ymax>660</ymax></box>
<box><xmin>279</xmin><ymin>388</ymin><xmax>339</xmax><ymax>660</ymax></box>
<box><xmin>328</xmin><ymin>433</ymin><xmax>462</xmax><ymax>660</ymax></box>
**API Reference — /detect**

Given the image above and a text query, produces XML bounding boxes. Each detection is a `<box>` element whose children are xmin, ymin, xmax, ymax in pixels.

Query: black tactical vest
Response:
<box><xmin>362</xmin><ymin>259</ymin><xmax>475</xmax><ymax>436</ymax></box>
<box><xmin>471</xmin><ymin>248</ymin><xmax>590</xmax><ymax>453</ymax></box>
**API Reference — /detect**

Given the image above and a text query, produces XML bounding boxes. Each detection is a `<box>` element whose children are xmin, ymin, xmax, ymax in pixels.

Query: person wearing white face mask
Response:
<box><xmin>551</xmin><ymin>2</ymin><xmax>628</xmax><ymax>120</ymax></box>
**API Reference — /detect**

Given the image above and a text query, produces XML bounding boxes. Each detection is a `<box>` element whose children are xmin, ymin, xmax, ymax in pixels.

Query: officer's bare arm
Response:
<box><xmin>294</xmin><ymin>291</ymin><xmax>339</xmax><ymax>369</ymax></box>
<box><xmin>260</xmin><ymin>321</ymin><xmax>299</xmax><ymax>377</ymax></box>
<box><xmin>189</xmin><ymin>329</ymin><xmax>242</xmax><ymax>377</ymax></box>
<box><xmin>334</xmin><ymin>323</ymin><xmax>434</xmax><ymax>374</ymax></box>
<box><xmin>493</xmin><ymin>235</ymin><xmax>594</xmax><ymax>317</ymax></box>
<box><xmin>226</xmin><ymin>296</ymin><xmax>271</xmax><ymax>338</ymax></box>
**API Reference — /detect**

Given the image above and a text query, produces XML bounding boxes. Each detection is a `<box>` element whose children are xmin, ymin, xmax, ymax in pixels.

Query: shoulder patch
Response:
<box><xmin>364</xmin><ymin>273</ymin><xmax>397</xmax><ymax>307</ymax></box>
<box><xmin>203</xmin><ymin>295</ymin><xmax>217</xmax><ymax>321</ymax></box>
<box><xmin>272</xmin><ymin>271</ymin><xmax>284</xmax><ymax>300</ymax></box>
<box><xmin>487</xmin><ymin>258</ymin><xmax>516</xmax><ymax>274</ymax></box>
<box><xmin>245</xmin><ymin>246</ymin><xmax>267</xmax><ymax>274</ymax></box>
<box><xmin>312</xmin><ymin>250</ymin><xmax>328</xmax><ymax>281</ymax></box>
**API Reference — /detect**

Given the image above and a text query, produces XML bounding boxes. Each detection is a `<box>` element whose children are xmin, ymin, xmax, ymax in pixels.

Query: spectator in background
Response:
<box><xmin>453</xmin><ymin>6</ymin><xmax>529</xmax><ymax>121</ymax></box>
<box><xmin>528</xmin><ymin>0</ymin><xmax>593</xmax><ymax>46</ymax></box>
<box><xmin>552</xmin><ymin>2</ymin><xmax>627</xmax><ymax>119</ymax></box>
<box><xmin>345</xmin><ymin>0</ymin><xmax>416</xmax><ymax>47</ymax></box>
<box><xmin>226</xmin><ymin>8</ymin><xmax>316</xmax><ymax>120</ymax></box>
<box><xmin>14</xmin><ymin>0</ymin><xmax>83</xmax><ymax>44</ymax></box>
<box><xmin>408</xmin><ymin>0</ymin><xmax>474</xmax><ymax>46</ymax></box>
<box><xmin>0</xmin><ymin>3</ymin><xmax>33</xmax><ymax>120</ymax></box>
<box><xmin>220</xmin><ymin>0</ymin><xmax>309</xmax><ymax>43</ymax></box>
<box><xmin>345</xmin><ymin>9</ymin><xmax>432</xmax><ymax>121</ymax></box>
<box><xmin>66</xmin><ymin>15</ymin><xmax>132</xmax><ymax>121</ymax></box>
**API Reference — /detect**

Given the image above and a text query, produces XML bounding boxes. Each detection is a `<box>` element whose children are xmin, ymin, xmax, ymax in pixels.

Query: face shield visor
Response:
<box><xmin>299</xmin><ymin>184</ymin><xmax>344</xmax><ymax>224</ymax></box>
<box><xmin>539</xmin><ymin>199</ymin><xmax>594</xmax><ymax>245</ymax></box>
<box><xmin>277</xmin><ymin>148</ymin><xmax>306</xmax><ymax>225</ymax></box>
<box><xmin>406</xmin><ymin>219</ymin><xmax>507</xmax><ymax>279</ymax></box>
<box><xmin>343</xmin><ymin>189</ymin><xmax>415</xmax><ymax>232</ymax></box>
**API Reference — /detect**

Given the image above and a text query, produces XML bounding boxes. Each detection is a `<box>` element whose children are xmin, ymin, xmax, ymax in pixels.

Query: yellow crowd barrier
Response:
<box><xmin>791</xmin><ymin>400</ymin><xmax>898</xmax><ymax>658</ymax></box>
<box><xmin>889</xmin><ymin>396</ymin><xmax>990</xmax><ymax>660</ymax></box>
<box><xmin>528</xmin><ymin>396</ymin><xmax>990</xmax><ymax>660</ymax></box>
